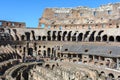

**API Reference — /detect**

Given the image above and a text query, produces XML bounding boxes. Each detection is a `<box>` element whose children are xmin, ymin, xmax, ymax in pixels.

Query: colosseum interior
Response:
<box><xmin>0</xmin><ymin>2</ymin><xmax>120</xmax><ymax>80</ymax></box>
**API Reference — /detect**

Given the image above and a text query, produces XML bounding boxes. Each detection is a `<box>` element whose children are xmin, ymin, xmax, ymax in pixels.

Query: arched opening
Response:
<box><xmin>118</xmin><ymin>76</ymin><xmax>120</xmax><ymax>79</ymax></box>
<box><xmin>67</xmin><ymin>31</ymin><xmax>72</xmax><ymax>41</ymax></box>
<box><xmin>52</xmin><ymin>31</ymin><xmax>56</xmax><ymax>41</ymax></box>
<box><xmin>98</xmin><ymin>30</ymin><xmax>104</xmax><ymax>35</ymax></box>
<box><xmin>52</xmin><ymin>65</ymin><xmax>55</xmax><ymax>70</ymax></box>
<box><xmin>62</xmin><ymin>31</ymin><xmax>67</xmax><ymax>41</ymax></box>
<box><xmin>59</xmin><ymin>26</ymin><xmax>62</xmax><ymax>30</ymax></box>
<box><xmin>48</xmin><ymin>26</ymin><xmax>51</xmax><ymax>29</ymax></box>
<box><xmin>57</xmin><ymin>31</ymin><xmax>62</xmax><ymax>41</ymax></box>
<box><xmin>47</xmin><ymin>31</ymin><xmax>51</xmax><ymax>41</ymax></box>
<box><xmin>100</xmin><ymin>71</ymin><xmax>105</xmax><ymax>77</ymax></box>
<box><xmin>38</xmin><ymin>36</ymin><xmax>41</xmax><ymax>40</ymax></box>
<box><xmin>96</xmin><ymin>36</ymin><xmax>101</xmax><ymax>41</ymax></box>
<box><xmin>78</xmin><ymin>33</ymin><xmax>83</xmax><ymax>41</ymax></box>
<box><xmin>25</xmin><ymin>32</ymin><xmax>30</xmax><ymax>41</ymax></box>
<box><xmin>15</xmin><ymin>35</ymin><xmax>19</xmax><ymax>41</ymax></box>
<box><xmin>106</xmin><ymin>60</ymin><xmax>110</xmax><ymax>67</ymax></box>
<box><xmin>73</xmin><ymin>59</ymin><xmax>77</xmax><ymax>62</ymax></box>
<box><xmin>47</xmin><ymin>36</ymin><xmax>51</xmax><ymax>41</ymax></box>
<box><xmin>31</xmin><ymin>30</ymin><xmax>35</xmax><ymax>40</ymax></box>
<box><xmin>41</xmin><ymin>24</ymin><xmax>45</xmax><ymax>28</ymax></box>
<box><xmin>42</xmin><ymin>36</ymin><xmax>46</xmax><ymax>41</ymax></box>
<box><xmin>109</xmin><ymin>36</ymin><xmax>114</xmax><ymax>42</ymax></box>
<box><xmin>51</xmin><ymin>48</ymin><xmax>55</xmax><ymax>58</ymax></box>
<box><xmin>21</xmin><ymin>35</ymin><xmax>25</xmax><ymax>40</ymax></box>
<box><xmin>96</xmin><ymin>30</ymin><xmax>104</xmax><ymax>42</ymax></box>
<box><xmin>45</xmin><ymin>64</ymin><xmax>50</xmax><ymax>68</ymax></box>
<box><xmin>47</xmin><ymin>48</ymin><xmax>51</xmax><ymax>57</ymax></box>
<box><xmin>102</xmin><ymin>35</ymin><xmax>107</xmax><ymax>42</ymax></box>
<box><xmin>43</xmin><ymin>50</ymin><xmax>46</xmax><ymax>57</ymax></box>
<box><xmin>108</xmin><ymin>73</ymin><xmax>114</xmax><ymax>80</ymax></box>
<box><xmin>28</xmin><ymin>48</ymin><xmax>33</xmax><ymax>56</ymax></box>
<box><xmin>89</xmin><ymin>31</ymin><xmax>96</xmax><ymax>41</ymax></box>
<box><xmin>84</xmin><ymin>31</ymin><xmax>90</xmax><ymax>41</ymax></box>
<box><xmin>72</xmin><ymin>36</ymin><xmax>76</xmax><ymax>41</ymax></box>
<box><xmin>116</xmin><ymin>23</ymin><xmax>119</xmax><ymax>28</ymax></box>
<box><xmin>116</xmin><ymin>36</ymin><xmax>120</xmax><ymax>42</ymax></box>
<box><xmin>38</xmin><ymin>50</ymin><xmax>41</xmax><ymax>55</ymax></box>
<box><xmin>47</xmin><ymin>31</ymin><xmax>51</xmax><ymax>35</ymax></box>
<box><xmin>72</xmin><ymin>32</ymin><xmax>78</xmax><ymax>41</ymax></box>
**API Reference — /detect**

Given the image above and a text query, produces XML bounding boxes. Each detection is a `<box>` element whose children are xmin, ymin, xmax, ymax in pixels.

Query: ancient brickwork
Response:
<box><xmin>0</xmin><ymin>3</ymin><xmax>120</xmax><ymax>80</ymax></box>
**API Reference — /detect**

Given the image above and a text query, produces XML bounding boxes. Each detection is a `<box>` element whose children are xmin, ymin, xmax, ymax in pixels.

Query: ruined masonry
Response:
<box><xmin>0</xmin><ymin>3</ymin><xmax>120</xmax><ymax>80</ymax></box>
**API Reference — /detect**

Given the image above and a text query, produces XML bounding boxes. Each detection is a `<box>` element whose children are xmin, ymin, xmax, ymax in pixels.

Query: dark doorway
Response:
<box><xmin>25</xmin><ymin>32</ymin><xmax>30</xmax><ymax>41</ymax></box>
<box><xmin>47</xmin><ymin>48</ymin><xmax>51</xmax><ymax>57</ymax></box>
<box><xmin>28</xmin><ymin>48</ymin><xmax>33</xmax><ymax>56</ymax></box>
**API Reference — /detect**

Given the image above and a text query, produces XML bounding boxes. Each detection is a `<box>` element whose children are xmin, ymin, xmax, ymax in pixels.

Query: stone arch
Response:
<box><xmin>67</xmin><ymin>31</ymin><xmax>72</xmax><ymax>41</ymax></box>
<box><xmin>96</xmin><ymin>36</ymin><xmax>101</xmax><ymax>42</ymax></box>
<box><xmin>96</xmin><ymin>30</ymin><xmax>104</xmax><ymax>42</ymax></box>
<box><xmin>41</xmin><ymin>23</ymin><xmax>45</xmax><ymax>28</ymax></box>
<box><xmin>102</xmin><ymin>35</ymin><xmax>107</xmax><ymax>42</ymax></box>
<box><xmin>52</xmin><ymin>64</ymin><xmax>55</xmax><ymax>70</ymax></box>
<box><xmin>72</xmin><ymin>31</ymin><xmax>78</xmax><ymax>41</ymax></box>
<box><xmin>117</xmin><ymin>76</ymin><xmax>120</xmax><ymax>79</ymax></box>
<box><xmin>21</xmin><ymin>35</ymin><xmax>25</xmax><ymax>40</ymax></box>
<box><xmin>47</xmin><ymin>48</ymin><xmax>51</xmax><ymax>57</ymax></box>
<box><xmin>47</xmin><ymin>36</ymin><xmax>51</xmax><ymax>41</ymax></box>
<box><xmin>84</xmin><ymin>31</ymin><xmax>90</xmax><ymax>41</ymax></box>
<box><xmin>43</xmin><ymin>50</ymin><xmax>46</xmax><ymax>57</ymax></box>
<box><xmin>15</xmin><ymin>35</ymin><xmax>19</xmax><ymax>41</ymax></box>
<box><xmin>42</xmin><ymin>36</ymin><xmax>46</xmax><ymax>41</ymax></box>
<box><xmin>38</xmin><ymin>50</ymin><xmax>41</xmax><ymax>55</ymax></box>
<box><xmin>28</xmin><ymin>48</ymin><xmax>33</xmax><ymax>56</ymax></box>
<box><xmin>116</xmin><ymin>36</ymin><xmax>120</xmax><ymax>42</ymax></box>
<box><xmin>108</xmin><ymin>73</ymin><xmax>114</xmax><ymax>79</ymax></box>
<box><xmin>78</xmin><ymin>33</ymin><xmax>83</xmax><ymax>41</ymax></box>
<box><xmin>47</xmin><ymin>31</ymin><xmax>51</xmax><ymax>41</ymax></box>
<box><xmin>47</xmin><ymin>31</ymin><xmax>51</xmax><ymax>36</ymax></box>
<box><xmin>51</xmin><ymin>48</ymin><xmax>56</xmax><ymax>58</ymax></box>
<box><xmin>25</xmin><ymin>32</ymin><xmax>30</xmax><ymax>41</ymax></box>
<box><xmin>100</xmin><ymin>71</ymin><xmax>106</xmax><ymax>77</ymax></box>
<box><xmin>59</xmin><ymin>26</ymin><xmax>62</xmax><ymax>30</ymax></box>
<box><xmin>98</xmin><ymin>30</ymin><xmax>104</xmax><ymax>35</ymax></box>
<box><xmin>45</xmin><ymin>64</ymin><xmax>50</xmax><ymax>68</ymax></box>
<box><xmin>31</xmin><ymin>30</ymin><xmax>35</xmax><ymax>40</ymax></box>
<box><xmin>52</xmin><ymin>31</ymin><xmax>57</xmax><ymax>41</ymax></box>
<box><xmin>38</xmin><ymin>36</ymin><xmax>41</xmax><ymax>40</ymax></box>
<box><xmin>109</xmin><ymin>36</ymin><xmax>114</xmax><ymax>42</ymax></box>
<box><xmin>16</xmin><ymin>34</ymin><xmax>21</xmax><ymax>41</ymax></box>
<box><xmin>57</xmin><ymin>31</ymin><xmax>62</xmax><ymax>41</ymax></box>
<box><xmin>89</xmin><ymin>31</ymin><xmax>96</xmax><ymax>42</ymax></box>
<box><xmin>62</xmin><ymin>31</ymin><xmax>67</xmax><ymax>41</ymax></box>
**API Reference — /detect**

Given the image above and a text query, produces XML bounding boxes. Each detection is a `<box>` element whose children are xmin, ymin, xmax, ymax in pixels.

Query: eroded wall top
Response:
<box><xmin>0</xmin><ymin>20</ymin><xmax>26</xmax><ymax>28</ymax></box>
<box><xmin>39</xmin><ymin>3</ymin><xmax>120</xmax><ymax>28</ymax></box>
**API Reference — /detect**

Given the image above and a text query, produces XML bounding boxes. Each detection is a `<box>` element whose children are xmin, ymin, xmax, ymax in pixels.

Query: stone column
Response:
<box><xmin>117</xmin><ymin>58</ymin><xmax>120</xmax><ymax>69</ymax></box>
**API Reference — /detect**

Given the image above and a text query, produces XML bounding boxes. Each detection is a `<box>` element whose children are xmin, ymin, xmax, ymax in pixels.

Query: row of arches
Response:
<box><xmin>0</xmin><ymin>52</ymin><xmax>21</xmax><ymax>62</ymax></box>
<box><xmin>45</xmin><ymin>31</ymin><xmax>120</xmax><ymax>42</ymax></box>
<box><xmin>38</xmin><ymin>48</ymin><xmax>57</xmax><ymax>58</ymax></box>
<box><xmin>8</xmin><ymin>30</ymin><xmax>120</xmax><ymax>42</ymax></box>
<box><xmin>99</xmin><ymin>71</ymin><xmax>120</xmax><ymax>80</ymax></box>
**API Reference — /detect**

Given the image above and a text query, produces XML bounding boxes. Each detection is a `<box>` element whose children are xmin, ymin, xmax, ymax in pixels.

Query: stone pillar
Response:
<box><xmin>71</xmin><ymin>54</ymin><xmax>73</xmax><ymax>58</ymax></box>
<box><xmin>107</xmin><ymin>37</ymin><xmax>109</xmax><ymax>42</ymax></box>
<box><xmin>117</xmin><ymin>58</ymin><xmax>120</xmax><ymax>69</ymax></box>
